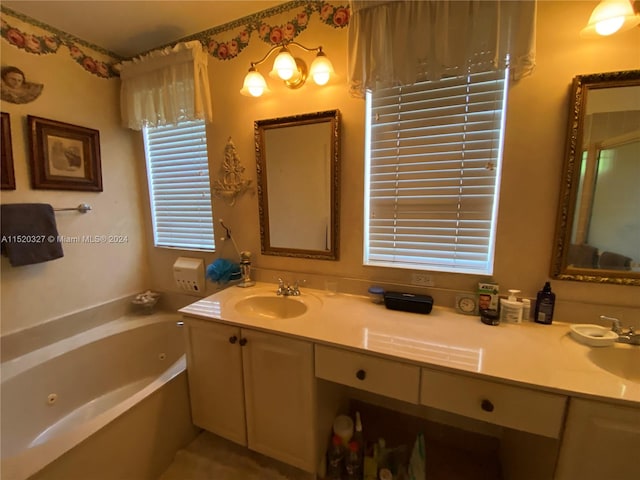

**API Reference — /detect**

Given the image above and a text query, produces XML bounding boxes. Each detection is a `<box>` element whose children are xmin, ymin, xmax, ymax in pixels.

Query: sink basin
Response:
<box><xmin>587</xmin><ymin>346</ymin><xmax>640</xmax><ymax>382</ymax></box>
<box><xmin>234</xmin><ymin>295</ymin><xmax>313</xmax><ymax>320</ymax></box>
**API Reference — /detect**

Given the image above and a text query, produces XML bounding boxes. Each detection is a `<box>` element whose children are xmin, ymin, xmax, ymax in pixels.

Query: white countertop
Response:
<box><xmin>179</xmin><ymin>282</ymin><xmax>640</xmax><ymax>406</ymax></box>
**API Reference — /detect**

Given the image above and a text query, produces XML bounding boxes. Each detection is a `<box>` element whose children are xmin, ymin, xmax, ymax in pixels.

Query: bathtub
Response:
<box><xmin>1</xmin><ymin>313</ymin><xmax>198</xmax><ymax>480</ymax></box>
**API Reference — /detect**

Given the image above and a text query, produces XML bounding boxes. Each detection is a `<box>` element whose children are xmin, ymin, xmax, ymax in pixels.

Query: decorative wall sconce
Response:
<box><xmin>212</xmin><ymin>137</ymin><xmax>252</xmax><ymax>206</ymax></box>
<box><xmin>581</xmin><ymin>0</ymin><xmax>640</xmax><ymax>37</ymax></box>
<box><xmin>240</xmin><ymin>41</ymin><xmax>334</xmax><ymax>97</ymax></box>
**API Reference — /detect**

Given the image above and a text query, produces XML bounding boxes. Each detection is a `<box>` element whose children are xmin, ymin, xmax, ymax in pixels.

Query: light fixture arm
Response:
<box><xmin>284</xmin><ymin>41</ymin><xmax>324</xmax><ymax>55</ymax></box>
<box><xmin>248</xmin><ymin>41</ymin><xmax>324</xmax><ymax>69</ymax></box>
<box><xmin>249</xmin><ymin>45</ymin><xmax>281</xmax><ymax>69</ymax></box>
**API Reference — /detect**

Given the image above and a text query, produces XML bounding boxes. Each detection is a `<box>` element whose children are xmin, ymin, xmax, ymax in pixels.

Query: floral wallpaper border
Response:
<box><xmin>1</xmin><ymin>6</ymin><xmax>121</xmax><ymax>79</ymax></box>
<box><xmin>1</xmin><ymin>1</ymin><xmax>349</xmax><ymax>80</ymax></box>
<box><xmin>176</xmin><ymin>1</ymin><xmax>349</xmax><ymax>61</ymax></box>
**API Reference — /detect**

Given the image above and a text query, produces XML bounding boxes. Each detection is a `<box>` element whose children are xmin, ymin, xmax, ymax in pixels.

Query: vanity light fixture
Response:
<box><xmin>240</xmin><ymin>41</ymin><xmax>334</xmax><ymax>97</ymax></box>
<box><xmin>581</xmin><ymin>0</ymin><xmax>640</xmax><ymax>37</ymax></box>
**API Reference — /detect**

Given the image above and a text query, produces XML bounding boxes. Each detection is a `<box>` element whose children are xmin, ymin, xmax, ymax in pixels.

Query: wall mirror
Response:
<box><xmin>551</xmin><ymin>70</ymin><xmax>640</xmax><ymax>286</ymax></box>
<box><xmin>255</xmin><ymin>109</ymin><xmax>341</xmax><ymax>260</ymax></box>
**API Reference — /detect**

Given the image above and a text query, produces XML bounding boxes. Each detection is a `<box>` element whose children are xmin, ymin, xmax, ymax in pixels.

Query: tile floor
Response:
<box><xmin>158</xmin><ymin>431</ymin><xmax>313</xmax><ymax>480</ymax></box>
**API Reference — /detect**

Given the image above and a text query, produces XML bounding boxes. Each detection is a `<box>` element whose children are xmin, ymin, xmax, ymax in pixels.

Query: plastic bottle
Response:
<box><xmin>368</xmin><ymin>286</ymin><xmax>385</xmax><ymax>304</ymax></box>
<box><xmin>353</xmin><ymin>412</ymin><xmax>364</xmax><ymax>473</ymax></box>
<box><xmin>534</xmin><ymin>282</ymin><xmax>556</xmax><ymax>325</ymax></box>
<box><xmin>345</xmin><ymin>440</ymin><xmax>362</xmax><ymax>480</ymax></box>
<box><xmin>522</xmin><ymin>298</ymin><xmax>531</xmax><ymax>321</ymax></box>
<box><xmin>327</xmin><ymin>434</ymin><xmax>345</xmax><ymax>480</ymax></box>
<box><xmin>499</xmin><ymin>289</ymin><xmax>523</xmax><ymax>323</ymax></box>
<box><xmin>379</xmin><ymin>469</ymin><xmax>393</xmax><ymax>480</ymax></box>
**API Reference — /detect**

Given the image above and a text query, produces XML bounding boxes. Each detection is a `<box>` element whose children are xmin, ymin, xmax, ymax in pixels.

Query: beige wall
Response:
<box><xmin>150</xmin><ymin>1</ymin><xmax>639</xmax><ymax>325</ymax></box>
<box><xmin>2</xmin><ymin>1</ymin><xmax>639</xmax><ymax>336</ymax></box>
<box><xmin>0</xmin><ymin>25</ymin><xmax>150</xmax><ymax>334</ymax></box>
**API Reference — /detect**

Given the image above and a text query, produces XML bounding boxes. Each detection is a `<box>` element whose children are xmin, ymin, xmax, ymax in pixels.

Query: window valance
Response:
<box><xmin>119</xmin><ymin>41</ymin><xmax>213</xmax><ymax>130</ymax></box>
<box><xmin>348</xmin><ymin>0</ymin><xmax>537</xmax><ymax>97</ymax></box>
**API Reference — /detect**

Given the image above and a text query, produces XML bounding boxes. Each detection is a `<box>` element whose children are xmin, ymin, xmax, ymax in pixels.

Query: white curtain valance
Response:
<box><xmin>348</xmin><ymin>0</ymin><xmax>537</xmax><ymax>97</ymax></box>
<box><xmin>119</xmin><ymin>41</ymin><xmax>213</xmax><ymax>130</ymax></box>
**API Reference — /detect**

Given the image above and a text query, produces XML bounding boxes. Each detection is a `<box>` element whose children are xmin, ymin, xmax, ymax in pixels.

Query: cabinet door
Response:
<box><xmin>184</xmin><ymin>318</ymin><xmax>247</xmax><ymax>445</ymax></box>
<box><xmin>555</xmin><ymin>398</ymin><xmax>640</xmax><ymax>480</ymax></box>
<box><xmin>241</xmin><ymin>329</ymin><xmax>316</xmax><ymax>473</ymax></box>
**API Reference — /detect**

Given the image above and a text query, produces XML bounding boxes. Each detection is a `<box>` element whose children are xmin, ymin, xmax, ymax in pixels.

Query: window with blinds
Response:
<box><xmin>364</xmin><ymin>67</ymin><xmax>509</xmax><ymax>274</ymax></box>
<box><xmin>142</xmin><ymin>120</ymin><xmax>215</xmax><ymax>251</ymax></box>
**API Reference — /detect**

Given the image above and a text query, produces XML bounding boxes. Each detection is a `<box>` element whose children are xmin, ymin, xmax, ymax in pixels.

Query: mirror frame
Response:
<box><xmin>551</xmin><ymin>69</ymin><xmax>640</xmax><ymax>286</ymax></box>
<box><xmin>255</xmin><ymin>109</ymin><xmax>341</xmax><ymax>260</ymax></box>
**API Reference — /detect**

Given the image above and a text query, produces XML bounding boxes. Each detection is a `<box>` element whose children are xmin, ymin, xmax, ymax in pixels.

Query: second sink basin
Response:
<box><xmin>234</xmin><ymin>295</ymin><xmax>315</xmax><ymax>320</ymax></box>
<box><xmin>588</xmin><ymin>346</ymin><xmax>640</xmax><ymax>382</ymax></box>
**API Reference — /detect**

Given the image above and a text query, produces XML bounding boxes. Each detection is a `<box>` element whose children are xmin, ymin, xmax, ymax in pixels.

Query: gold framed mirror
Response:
<box><xmin>255</xmin><ymin>109</ymin><xmax>341</xmax><ymax>260</ymax></box>
<box><xmin>551</xmin><ymin>70</ymin><xmax>640</xmax><ymax>286</ymax></box>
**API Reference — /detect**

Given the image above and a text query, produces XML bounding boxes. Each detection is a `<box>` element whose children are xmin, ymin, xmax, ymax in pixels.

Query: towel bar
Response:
<box><xmin>53</xmin><ymin>203</ymin><xmax>92</xmax><ymax>214</ymax></box>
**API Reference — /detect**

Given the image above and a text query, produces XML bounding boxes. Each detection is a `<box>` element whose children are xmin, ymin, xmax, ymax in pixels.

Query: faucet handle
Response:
<box><xmin>291</xmin><ymin>279</ymin><xmax>306</xmax><ymax>296</ymax></box>
<box><xmin>601</xmin><ymin>315</ymin><xmax>622</xmax><ymax>334</ymax></box>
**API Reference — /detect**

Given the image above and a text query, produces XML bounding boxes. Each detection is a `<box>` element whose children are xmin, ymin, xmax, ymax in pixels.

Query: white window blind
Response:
<box><xmin>143</xmin><ymin>120</ymin><xmax>215</xmax><ymax>251</ymax></box>
<box><xmin>364</xmin><ymin>67</ymin><xmax>508</xmax><ymax>274</ymax></box>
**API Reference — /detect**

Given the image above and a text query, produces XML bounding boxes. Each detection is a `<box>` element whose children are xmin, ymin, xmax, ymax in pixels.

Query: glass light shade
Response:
<box><xmin>240</xmin><ymin>69</ymin><xmax>268</xmax><ymax>97</ymax></box>
<box><xmin>309</xmin><ymin>53</ymin><xmax>335</xmax><ymax>86</ymax></box>
<box><xmin>595</xmin><ymin>16</ymin><xmax>625</xmax><ymax>35</ymax></box>
<box><xmin>581</xmin><ymin>0</ymin><xmax>640</xmax><ymax>37</ymax></box>
<box><xmin>270</xmin><ymin>49</ymin><xmax>297</xmax><ymax>80</ymax></box>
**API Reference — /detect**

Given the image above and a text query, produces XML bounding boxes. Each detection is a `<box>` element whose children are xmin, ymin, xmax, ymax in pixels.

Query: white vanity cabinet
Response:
<box><xmin>180</xmin><ymin>285</ymin><xmax>640</xmax><ymax>479</ymax></box>
<box><xmin>184</xmin><ymin>318</ymin><xmax>246</xmax><ymax>444</ymax></box>
<box><xmin>420</xmin><ymin>369</ymin><xmax>567</xmax><ymax>439</ymax></box>
<box><xmin>555</xmin><ymin>398</ymin><xmax>640</xmax><ymax>480</ymax></box>
<box><xmin>315</xmin><ymin>344</ymin><xmax>421</xmax><ymax>403</ymax></box>
<box><xmin>183</xmin><ymin>317</ymin><xmax>317</xmax><ymax>473</ymax></box>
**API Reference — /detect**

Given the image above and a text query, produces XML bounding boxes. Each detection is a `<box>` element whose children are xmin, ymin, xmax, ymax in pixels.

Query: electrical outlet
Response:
<box><xmin>411</xmin><ymin>273</ymin><xmax>434</xmax><ymax>287</ymax></box>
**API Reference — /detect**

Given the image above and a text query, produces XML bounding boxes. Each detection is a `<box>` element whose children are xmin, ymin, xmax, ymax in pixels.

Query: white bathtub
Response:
<box><xmin>1</xmin><ymin>313</ymin><xmax>197</xmax><ymax>480</ymax></box>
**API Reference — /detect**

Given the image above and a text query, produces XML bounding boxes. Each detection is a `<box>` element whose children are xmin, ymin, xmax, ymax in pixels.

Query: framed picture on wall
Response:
<box><xmin>27</xmin><ymin>115</ymin><xmax>103</xmax><ymax>191</ymax></box>
<box><xmin>1</xmin><ymin>112</ymin><xmax>16</xmax><ymax>190</ymax></box>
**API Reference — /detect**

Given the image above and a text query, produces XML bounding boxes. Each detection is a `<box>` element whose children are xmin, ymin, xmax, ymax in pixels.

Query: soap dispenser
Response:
<box><xmin>534</xmin><ymin>282</ymin><xmax>555</xmax><ymax>324</ymax></box>
<box><xmin>237</xmin><ymin>251</ymin><xmax>256</xmax><ymax>288</ymax></box>
<box><xmin>500</xmin><ymin>289</ymin><xmax>524</xmax><ymax>323</ymax></box>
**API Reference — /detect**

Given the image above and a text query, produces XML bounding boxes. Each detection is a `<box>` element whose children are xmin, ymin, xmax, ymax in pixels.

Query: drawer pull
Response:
<box><xmin>356</xmin><ymin>369</ymin><xmax>367</xmax><ymax>381</ymax></box>
<box><xmin>481</xmin><ymin>399</ymin><xmax>494</xmax><ymax>412</ymax></box>
<box><xmin>239</xmin><ymin>338</ymin><xmax>248</xmax><ymax>346</ymax></box>
<box><xmin>229</xmin><ymin>335</ymin><xmax>238</xmax><ymax>344</ymax></box>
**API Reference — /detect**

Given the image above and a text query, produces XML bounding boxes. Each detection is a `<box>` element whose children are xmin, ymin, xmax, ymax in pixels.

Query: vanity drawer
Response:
<box><xmin>315</xmin><ymin>345</ymin><xmax>420</xmax><ymax>404</ymax></box>
<box><xmin>420</xmin><ymin>369</ymin><xmax>567</xmax><ymax>438</ymax></box>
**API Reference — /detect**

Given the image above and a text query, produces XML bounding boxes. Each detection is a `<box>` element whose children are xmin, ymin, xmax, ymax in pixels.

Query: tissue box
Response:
<box><xmin>383</xmin><ymin>292</ymin><xmax>433</xmax><ymax>314</ymax></box>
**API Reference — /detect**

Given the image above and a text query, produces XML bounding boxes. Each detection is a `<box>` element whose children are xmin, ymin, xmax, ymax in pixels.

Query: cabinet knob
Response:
<box><xmin>229</xmin><ymin>335</ymin><xmax>238</xmax><ymax>344</ymax></box>
<box><xmin>356</xmin><ymin>369</ymin><xmax>366</xmax><ymax>381</ymax></box>
<box><xmin>480</xmin><ymin>399</ymin><xmax>494</xmax><ymax>412</ymax></box>
<box><xmin>239</xmin><ymin>338</ymin><xmax>248</xmax><ymax>346</ymax></box>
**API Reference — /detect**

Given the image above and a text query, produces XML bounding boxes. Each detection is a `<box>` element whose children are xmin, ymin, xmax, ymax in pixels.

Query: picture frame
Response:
<box><xmin>27</xmin><ymin>115</ymin><xmax>103</xmax><ymax>191</ymax></box>
<box><xmin>1</xmin><ymin>112</ymin><xmax>16</xmax><ymax>190</ymax></box>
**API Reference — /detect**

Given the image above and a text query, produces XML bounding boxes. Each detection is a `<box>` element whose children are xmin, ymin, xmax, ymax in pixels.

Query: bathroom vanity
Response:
<box><xmin>180</xmin><ymin>283</ymin><xmax>640</xmax><ymax>480</ymax></box>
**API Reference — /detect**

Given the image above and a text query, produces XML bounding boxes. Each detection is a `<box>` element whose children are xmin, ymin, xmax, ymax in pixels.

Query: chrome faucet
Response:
<box><xmin>277</xmin><ymin>278</ymin><xmax>301</xmax><ymax>296</ymax></box>
<box><xmin>601</xmin><ymin>315</ymin><xmax>640</xmax><ymax>345</ymax></box>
